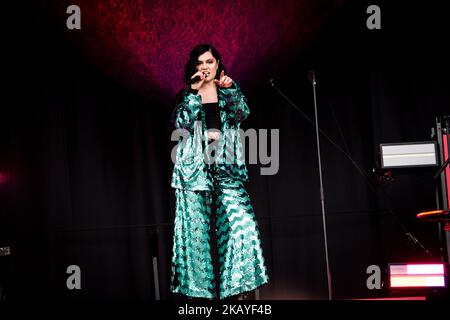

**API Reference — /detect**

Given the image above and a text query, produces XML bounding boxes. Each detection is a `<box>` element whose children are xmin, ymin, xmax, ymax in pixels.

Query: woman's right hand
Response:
<box><xmin>190</xmin><ymin>71</ymin><xmax>206</xmax><ymax>90</ymax></box>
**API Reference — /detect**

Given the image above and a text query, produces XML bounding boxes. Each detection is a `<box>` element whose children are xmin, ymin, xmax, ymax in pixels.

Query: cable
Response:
<box><xmin>270</xmin><ymin>78</ymin><xmax>433</xmax><ymax>257</ymax></box>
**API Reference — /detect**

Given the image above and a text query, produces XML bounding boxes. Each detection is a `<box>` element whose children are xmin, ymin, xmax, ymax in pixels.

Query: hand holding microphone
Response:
<box><xmin>189</xmin><ymin>71</ymin><xmax>210</xmax><ymax>90</ymax></box>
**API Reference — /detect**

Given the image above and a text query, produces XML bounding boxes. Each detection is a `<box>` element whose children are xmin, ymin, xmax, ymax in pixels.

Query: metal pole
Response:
<box><xmin>152</xmin><ymin>256</ymin><xmax>160</xmax><ymax>300</ymax></box>
<box><xmin>310</xmin><ymin>70</ymin><xmax>333</xmax><ymax>300</ymax></box>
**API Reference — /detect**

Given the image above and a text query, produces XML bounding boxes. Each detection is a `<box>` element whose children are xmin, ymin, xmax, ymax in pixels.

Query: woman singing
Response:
<box><xmin>170</xmin><ymin>44</ymin><xmax>268</xmax><ymax>299</ymax></box>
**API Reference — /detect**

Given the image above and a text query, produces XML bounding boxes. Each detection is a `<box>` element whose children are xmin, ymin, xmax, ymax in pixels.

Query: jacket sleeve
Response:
<box><xmin>172</xmin><ymin>89</ymin><xmax>203</xmax><ymax>131</ymax></box>
<box><xmin>222</xmin><ymin>82</ymin><xmax>250</xmax><ymax>123</ymax></box>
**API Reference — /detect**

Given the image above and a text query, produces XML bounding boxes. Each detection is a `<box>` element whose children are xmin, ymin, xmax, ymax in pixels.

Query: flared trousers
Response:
<box><xmin>170</xmin><ymin>166</ymin><xmax>268</xmax><ymax>299</ymax></box>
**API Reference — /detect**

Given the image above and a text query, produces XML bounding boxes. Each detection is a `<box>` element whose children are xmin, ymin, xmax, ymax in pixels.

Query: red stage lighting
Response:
<box><xmin>389</xmin><ymin>263</ymin><xmax>446</xmax><ymax>288</ymax></box>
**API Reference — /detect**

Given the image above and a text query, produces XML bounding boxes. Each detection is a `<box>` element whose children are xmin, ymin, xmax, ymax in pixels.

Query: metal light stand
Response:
<box><xmin>309</xmin><ymin>70</ymin><xmax>333</xmax><ymax>300</ymax></box>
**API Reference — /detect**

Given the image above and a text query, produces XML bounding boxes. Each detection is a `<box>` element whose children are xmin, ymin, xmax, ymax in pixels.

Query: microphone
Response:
<box><xmin>188</xmin><ymin>72</ymin><xmax>209</xmax><ymax>84</ymax></box>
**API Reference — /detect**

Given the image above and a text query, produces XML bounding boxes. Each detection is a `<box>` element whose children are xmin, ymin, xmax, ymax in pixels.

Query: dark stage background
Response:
<box><xmin>1</xmin><ymin>1</ymin><xmax>449</xmax><ymax>300</ymax></box>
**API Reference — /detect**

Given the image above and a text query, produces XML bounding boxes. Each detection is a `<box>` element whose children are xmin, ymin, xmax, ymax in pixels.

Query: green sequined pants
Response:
<box><xmin>170</xmin><ymin>175</ymin><xmax>268</xmax><ymax>299</ymax></box>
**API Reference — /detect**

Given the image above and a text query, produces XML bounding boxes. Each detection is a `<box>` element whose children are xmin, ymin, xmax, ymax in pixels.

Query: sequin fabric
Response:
<box><xmin>170</xmin><ymin>82</ymin><xmax>268</xmax><ymax>299</ymax></box>
<box><xmin>171</xmin><ymin>166</ymin><xmax>269</xmax><ymax>299</ymax></box>
<box><xmin>171</xmin><ymin>82</ymin><xmax>250</xmax><ymax>191</ymax></box>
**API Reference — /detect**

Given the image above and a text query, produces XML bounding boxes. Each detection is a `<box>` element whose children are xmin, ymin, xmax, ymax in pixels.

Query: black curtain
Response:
<box><xmin>1</xmin><ymin>0</ymin><xmax>449</xmax><ymax>300</ymax></box>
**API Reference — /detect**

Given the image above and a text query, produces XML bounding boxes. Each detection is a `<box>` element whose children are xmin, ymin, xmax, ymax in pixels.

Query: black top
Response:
<box><xmin>203</xmin><ymin>102</ymin><xmax>221</xmax><ymax>130</ymax></box>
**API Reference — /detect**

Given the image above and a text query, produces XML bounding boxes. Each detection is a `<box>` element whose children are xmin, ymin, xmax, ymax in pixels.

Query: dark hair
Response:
<box><xmin>183</xmin><ymin>44</ymin><xmax>226</xmax><ymax>85</ymax></box>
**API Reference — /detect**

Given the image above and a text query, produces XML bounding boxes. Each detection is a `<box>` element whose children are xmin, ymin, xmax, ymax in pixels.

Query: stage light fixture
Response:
<box><xmin>388</xmin><ymin>263</ymin><xmax>446</xmax><ymax>288</ymax></box>
<box><xmin>380</xmin><ymin>142</ymin><xmax>438</xmax><ymax>168</ymax></box>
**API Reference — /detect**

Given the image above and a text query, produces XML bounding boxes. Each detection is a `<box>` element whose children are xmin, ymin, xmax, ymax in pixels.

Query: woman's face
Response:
<box><xmin>196</xmin><ymin>50</ymin><xmax>219</xmax><ymax>81</ymax></box>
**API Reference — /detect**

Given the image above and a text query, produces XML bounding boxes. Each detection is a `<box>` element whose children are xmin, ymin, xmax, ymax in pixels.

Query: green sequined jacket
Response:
<box><xmin>171</xmin><ymin>82</ymin><xmax>250</xmax><ymax>191</ymax></box>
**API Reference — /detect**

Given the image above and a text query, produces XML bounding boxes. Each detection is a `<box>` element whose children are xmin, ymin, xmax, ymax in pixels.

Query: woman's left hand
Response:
<box><xmin>214</xmin><ymin>70</ymin><xmax>233</xmax><ymax>88</ymax></box>
<box><xmin>207</xmin><ymin>131</ymin><xmax>221</xmax><ymax>141</ymax></box>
